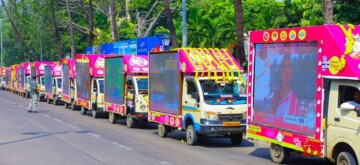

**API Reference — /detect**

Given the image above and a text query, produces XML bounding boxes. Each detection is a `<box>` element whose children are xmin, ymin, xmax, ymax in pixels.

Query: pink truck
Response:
<box><xmin>61</xmin><ymin>58</ymin><xmax>78</xmax><ymax>110</ymax></box>
<box><xmin>76</xmin><ymin>54</ymin><xmax>108</xmax><ymax>118</ymax></box>
<box><xmin>247</xmin><ymin>24</ymin><xmax>360</xmax><ymax>164</ymax></box>
<box><xmin>104</xmin><ymin>55</ymin><xmax>149</xmax><ymax>128</ymax></box>
<box><xmin>30</xmin><ymin>61</ymin><xmax>58</xmax><ymax>101</ymax></box>
<box><xmin>44</xmin><ymin>63</ymin><xmax>63</xmax><ymax>105</ymax></box>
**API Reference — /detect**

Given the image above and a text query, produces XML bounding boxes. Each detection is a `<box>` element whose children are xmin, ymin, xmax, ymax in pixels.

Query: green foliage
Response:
<box><xmin>0</xmin><ymin>0</ymin><xmax>359</xmax><ymax>66</ymax></box>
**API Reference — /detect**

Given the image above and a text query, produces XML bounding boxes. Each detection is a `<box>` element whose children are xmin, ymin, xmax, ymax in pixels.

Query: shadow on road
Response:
<box><xmin>0</xmin><ymin>131</ymin><xmax>68</xmax><ymax>146</ymax></box>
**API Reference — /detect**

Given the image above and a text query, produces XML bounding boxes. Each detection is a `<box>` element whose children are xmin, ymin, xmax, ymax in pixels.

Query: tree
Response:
<box><xmin>50</xmin><ymin>0</ymin><xmax>62</xmax><ymax>60</ymax></box>
<box><xmin>234</xmin><ymin>0</ymin><xmax>246</xmax><ymax>68</ymax></box>
<box><xmin>323</xmin><ymin>0</ymin><xmax>333</xmax><ymax>24</ymax></box>
<box><xmin>109</xmin><ymin>0</ymin><xmax>119</xmax><ymax>41</ymax></box>
<box><xmin>164</xmin><ymin>0</ymin><xmax>178</xmax><ymax>48</ymax></box>
<box><xmin>88</xmin><ymin>0</ymin><xmax>94</xmax><ymax>46</ymax></box>
<box><xmin>65</xmin><ymin>0</ymin><xmax>76</xmax><ymax>58</ymax></box>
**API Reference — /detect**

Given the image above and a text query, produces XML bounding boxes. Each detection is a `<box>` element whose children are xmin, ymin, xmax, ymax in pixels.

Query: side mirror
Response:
<box><xmin>191</xmin><ymin>92</ymin><xmax>199</xmax><ymax>102</ymax></box>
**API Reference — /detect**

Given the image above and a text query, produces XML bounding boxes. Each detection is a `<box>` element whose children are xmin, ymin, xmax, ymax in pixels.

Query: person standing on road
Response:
<box><xmin>28</xmin><ymin>76</ymin><xmax>38</xmax><ymax>113</ymax></box>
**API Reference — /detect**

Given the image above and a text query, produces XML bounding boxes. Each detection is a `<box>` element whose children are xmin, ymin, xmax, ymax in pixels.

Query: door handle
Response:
<box><xmin>334</xmin><ymin>118</ymin><xmax>340</xmax><ymax>122</ymax></box>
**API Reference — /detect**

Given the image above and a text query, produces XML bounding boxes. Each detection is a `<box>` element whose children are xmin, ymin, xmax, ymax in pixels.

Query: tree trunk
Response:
<box><xmin>65</xmin><ymin>0</ymin><xmax>76</xmax><ymax>58</ymax></box>
<box><xmin>234</xmin><ymin>0</ymin><xmax>246</xmax><ymax>70</ymax></box>
<box><xmin>164</xmin><ymin>0</ymin><xmax>178</xmax><ymax>48</ymax></box>
<box><xmin>88</xmin><ymin>0</ymin><xmax>94</xmax><ymax>47</ymax></box>
<box><xmin>50</xmin><ymin>0</ymin><xmax>62</xmax><ymax>60</ymax></box>
<box><xmin>1</xmin><ymin>0</ymin><xmax>37</xmax><ymax>61</ymax></box>
<box><xmin>109</xmin><ymin>0</ymin><xmax>119</xmax><ymax>42</ymax></box>
<box><xmin>125</xmin><ymin>0</ymin><xmax>131</xmax><ymax>21</ymax></box>
<box><xmin>323</xmin><ymin>0</ymin><xmax>333</xmax><ymax>24</ymax></box>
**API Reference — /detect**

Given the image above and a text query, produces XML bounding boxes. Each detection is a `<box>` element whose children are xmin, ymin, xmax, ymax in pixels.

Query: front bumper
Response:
<box><xmin>198</xmin><ymin>119</ymin><xmax>246</xmax><ymax>135</ymax></box>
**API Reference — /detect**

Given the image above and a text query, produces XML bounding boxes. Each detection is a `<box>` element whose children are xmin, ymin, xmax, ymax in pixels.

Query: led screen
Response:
<box><xmin>149</xmin><ymin>52</ymin><xmax>180</xmax><ymax>115</ymax></box>
<box><xmin>44</xmin><ymin>66</ymin><xmax>52</xmax><ymax>94</ymax></box>
<box><xmin>76</xmin><ymin>62</ymin><xmax>90</xmax><ymax>100</ymax></box>
<box><xmin>105</xmin><ymin>57</ymin><xmax>124</xmax><ymax>104</ymax></box>
<box><xmin>62</xmin><ymin>64</ymin><xmax>70</xmax><ymax>96</ymax></box>
<box><xmin>253</xmin><ymin>42</ymin><xmax>318</xmax><ymax>136</ymax></box>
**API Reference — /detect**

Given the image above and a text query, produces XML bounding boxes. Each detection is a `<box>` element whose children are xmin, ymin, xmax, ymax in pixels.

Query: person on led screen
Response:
<box><xmin>255</xmin><ymin>44</ymin><xmax>270</xmax><ymax>101</ymax></box>
<box><xmin>271</xmin><ymin>54</ymin><xmax>300</xmax><ymax>116</ymax></box>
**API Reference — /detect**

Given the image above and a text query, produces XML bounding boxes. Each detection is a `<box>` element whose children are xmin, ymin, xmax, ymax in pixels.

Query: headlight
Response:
<box><xmin>140</xmin><ymin>104</ymin><xmax>146</xmax><ymax>111</ymax></box>
<box><xmin>205</xmin><ymin>111</ymin><xmax>218</xmax><ymax>121</ymax></box>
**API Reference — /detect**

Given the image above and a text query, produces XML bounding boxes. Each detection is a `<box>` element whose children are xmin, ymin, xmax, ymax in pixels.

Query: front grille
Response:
<box><xmin>218</xmin><ymin>114</ymin><xmax>243</xmax><ymax>122</ymax></box>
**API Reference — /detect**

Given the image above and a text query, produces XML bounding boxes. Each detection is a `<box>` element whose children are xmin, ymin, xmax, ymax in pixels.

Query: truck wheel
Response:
<box><xmin>270</xmin><ymin>143</ymin><xmax>289</xmax><ymax>164</ymax></box>
<box><xmin>92</xmin><ymin>110</ymin><xmax>99</xmax><ymax>118</ymax></box>
<box><xmin>47</xmin><ymin>98</ymin><xmax>51</xmax><ymax>104</ymax></box>
<box><xmin>64</xmin><ymin>102</ymin><xmax>68</xmax><ymax>109</ymax></box>
<box><xmin>126</xmin><ymin>114</ymin><xmax>135</xmax><ymax>128</ymax></box>
<box><xmin>337</xmin><ymin>152</ymin><xmax>357</xmax><ymax>165</ymax></box>
<box><xmin>109</xmin><ymin>112</ymin><xmax>116</xmax><ymax>124</ymax></box>
<box><xmin>230</xmin><ymin>133</ymin><xmax>243</xmax><ymax>145</ymax></box>
<box><xmin>158</xmin><ymin>124</ymin><xmax>169</xmax><ymax>138</ymax></box>
<box><xmin>186</xmin><ymin>125</ymin><xmax>198</xmax><ymax>145</ymax></box>
<box><xmin>80</xmin><ymin>107</ymin><xmax>87</xmax><ymax>115</ymax></box>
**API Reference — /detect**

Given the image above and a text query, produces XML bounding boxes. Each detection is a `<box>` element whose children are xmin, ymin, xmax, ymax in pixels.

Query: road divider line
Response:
<box><xmin>112</xmin><ymin>142</ymin><xmax>133</xmax><ymax>151</ymax></box>
<box><xmin>88</xmin><ymin>133</ymin><xmax>101</xmax><ymax>138</ymax></box>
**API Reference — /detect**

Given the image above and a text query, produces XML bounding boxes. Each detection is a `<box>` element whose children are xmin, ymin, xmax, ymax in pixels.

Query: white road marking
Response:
<box><xmin>42</xmin><ymin>114</ymin><xmax>51</xmax><ymax>118</ymax></box>
<box><xmin>88</xmin><ymin>133</ymin><xmax>101</xmax><ymax>138</ymax></box>
<box><xmin>65</xmin><ymin>124</ymin><xmax>79</xmax><ymax>129</ymax></box>
<box><xmin>158</xmin><ymin>161</ymin><xmax>172</xmax><ymax>165</ymax></box>
<box><xmin>112</xmin><ymin>142</ymin><xmax>132</xmax><ymax>151</ymax></box>
<box><xmin>53</xmin><ymin>118</ymin><xmax>63</xmax><ymax>123</ymax></box>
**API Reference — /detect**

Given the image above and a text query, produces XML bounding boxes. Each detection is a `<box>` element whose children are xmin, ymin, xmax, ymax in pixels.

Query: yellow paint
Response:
<box><xmin>338</xmin><ymin>24</ymin><xmax>355</xmax><ymax>71</ymax></box>
<box><xmin>183</xmin><ymin>49</ymin><xmax>199</xmax><ymax>82</ymax></box>
<box><xmin>329</xmin><ymin>56</ymin><xmax>341</xmax><ymax>75</ymax></box>
<box><xmin>248</xmin><ymin>125</ymin><xmax>261</xmax><ymax>132</ymax></box>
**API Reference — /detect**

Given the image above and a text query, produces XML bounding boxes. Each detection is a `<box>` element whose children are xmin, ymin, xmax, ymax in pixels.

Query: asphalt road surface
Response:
<box><xmin>0</xmin><ymin>91</ymin><xmax>332</xmax><ymax>165</ymax></box>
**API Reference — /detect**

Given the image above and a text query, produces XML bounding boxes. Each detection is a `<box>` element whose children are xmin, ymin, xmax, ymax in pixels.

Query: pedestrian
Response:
<box><xmin>28</xmin><ymin>76</ymin><xmax>38</xmax><ymax>113</ymax></box>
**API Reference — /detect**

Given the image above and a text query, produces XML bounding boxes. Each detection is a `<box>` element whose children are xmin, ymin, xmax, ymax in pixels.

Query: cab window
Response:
<box><xmin>186</xmin><ymin>79</ymin><xmax>199</xmax><ymax>102</ymax></box>
<box><xmin>338</xmin><ymin>85</ymin><xmax>358</xmax><ymax>108</ymax></box>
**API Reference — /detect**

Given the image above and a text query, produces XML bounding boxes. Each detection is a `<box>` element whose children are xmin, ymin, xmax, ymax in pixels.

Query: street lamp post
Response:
<box><xmin>154</xmin><ymin>33</ymin><xmax>171</xmax><ymax>51</ymax></box>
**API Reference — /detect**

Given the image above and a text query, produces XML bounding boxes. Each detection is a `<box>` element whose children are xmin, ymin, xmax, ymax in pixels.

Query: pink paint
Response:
<box><xmin>61</xmin><ymin>58</ymin><xmax>77</xmax><ymax>78</ymax></box>
<box><xmin>32</xmin><ymin>61</ymin><xmax>58</xmax><ymax>76</ymax></box>
<box><xmin>148</xmin><ymin>111</ymin><xmax>182</xmax><ymax>128</ymax></box>
<box><xmin>248</xmin><ymin>25</ymin><xmax>360</xmax><ymax>149</ymax></box>
<box><xmin>123</xmin><ymin>56</ymin><xmax>149</xmax><ymax>73</ymax></box>
<box><xmin>76</xmin><ymin>54</ymin><xmax>108</xmax><ymax>77</ymax></box>
<box><xmin>51</xmin><ymin>64</ymin><xmax>62</xmax><ymax>77</ymax></box>
<box><xmin>105</xmin><ymin>103</ymin><xmax>125</xmax><ymax>114</ymax></box>
<box><xmin>22</xmin><ymin>62</ymin><xmax>31</xmax><ymax>75</ymax></box>
<box><xmin>178</xmin><ymin>49</ymin><xmax>243</xmax><ymax>73</ymax></box>
<box><xmin>0</xmin><ymin>67</ymin><xmax>6</xmax><ymax>76</ymax></box>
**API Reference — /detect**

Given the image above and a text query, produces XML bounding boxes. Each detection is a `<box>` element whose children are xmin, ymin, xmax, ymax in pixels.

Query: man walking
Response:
<box><xmin>28</xmin><ymin>76</ymin><xmax>38</xmax><ymax>113</ymax></box>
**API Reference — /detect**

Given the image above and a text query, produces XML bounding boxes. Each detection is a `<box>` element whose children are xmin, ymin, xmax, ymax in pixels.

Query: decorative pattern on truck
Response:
<box><xmin>252</xmin><ymin>42</ymin><xmax>318</xmax><ymax>136</ymax></box>
<box><xmin>149</xmin><ymin>52</ymin><xmax>180</xmax><ymax>115</ymax></box>
<box><xmin>123</xmin><ymin>56</ymin><xmax>149</xmax><ymax>73</ymax></box>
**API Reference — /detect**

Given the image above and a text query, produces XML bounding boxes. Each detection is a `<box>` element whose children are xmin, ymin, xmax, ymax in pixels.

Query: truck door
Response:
<box><xmin>52</xmin><ymin>78</ymin><xmax>56</xmax><ymax>94</ymax></box>
<box><xmin>182</xmin><ymin>78</ymin><xmax>200</xmax><ymax>110</ymax></box>
<box><xmin>327</xmin><ymin>80</ymin><xmax>360</xmax><ymax>163</ymax></box>
<box><xmin>91</xmin><ymin>79</ymin><xmax>98</xmax><ymax>109</ymax></box>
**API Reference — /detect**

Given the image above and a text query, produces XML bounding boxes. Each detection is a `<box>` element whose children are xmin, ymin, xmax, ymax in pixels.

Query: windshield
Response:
<box><xmin>136</xmin><ymin>78</ymin><xmax>148</xmax><ymax>90</ymax></box>
<box><xmin>56</xmin><ymin>78</ymin><xmax>62</xmax><ymax>89</ymax></box>
<box><xmin>200</xmin><ymin>80</ymin><xmax>247</xmax><ymax>105</ymax></box>
<box><xmin>98</xmin><ymin>79</ymin><xmax>104</xmax><ymax>94</ymax></box>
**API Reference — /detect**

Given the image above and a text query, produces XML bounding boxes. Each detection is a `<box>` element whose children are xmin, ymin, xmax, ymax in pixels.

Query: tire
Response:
<box><xmin>230</xmin><ymin>133</ymin><xmax>243</xmax><ymax>145</ymax></box>
<box><xmin>109</xmin><ymin>112</ymin><xmax>116</xmax><ymax>124</ymax></box>
<box><xmin>126</xmin><ymin>114</ymin><xmax>135</xmax><ymax>128</ymax></box>
<box><xmin>92</xmin><ymin>110</ymin><xmax>99</xmax><ymax>118</ymax></box>
<box><xmin>337</xmin><ymin>152</ymin><xmax>357</xmax><ymax>165</ymax></box>
<box><xmin>47</xmin><ymin>98</ymin><xmax>51</xmax><ymax>104</ymax></box>
<box><xmin>158</xmin><ymin>124</ymin><xmax>168</xmax><ymax>138</ymax></box>
<box><xmin>80</xmin><ymin>107</ymin><xmax>87</xmax><ymax>115</ymax></box>
<box><xmin>270</xmin><ymin>143</ymin><xmax>289</xmax><ymax>164</ymax></box>
<box><xmin>64</xmin><ymin>102</ymin><xmax>68</xmax><ymax>109</ymax></box>
<box><xmin>186</xmin><ymin>125</ymin><xmax>198</xmax><ymax>145</ymax></box>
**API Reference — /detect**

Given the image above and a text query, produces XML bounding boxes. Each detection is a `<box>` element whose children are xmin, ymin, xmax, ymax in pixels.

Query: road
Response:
<box><xmin>0</xmin><ymin>91</ymin><xmax>331</xmax><ymax>165</ymax></box>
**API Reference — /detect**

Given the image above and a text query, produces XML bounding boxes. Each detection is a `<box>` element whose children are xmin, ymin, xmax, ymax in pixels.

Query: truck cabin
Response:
<box><xmin>53</xmin><ymin>77</ymin><xmax>62</xmax><ymax>90</ymax></box>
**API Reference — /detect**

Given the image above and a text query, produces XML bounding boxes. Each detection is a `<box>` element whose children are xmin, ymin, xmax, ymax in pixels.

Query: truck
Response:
<box><xmin>18</xmin><ymin>62</ymin><xmax>31</xmax><ymax>98</ymax></box>
<box><xmin>0</xmin><ymin>67</ymin><xmax>6</xmax><ymax>90</ymax></box>
<box><xmin>61</xmin><ymin>58</ymin><xmax>79</xmax><ymax>110</ymax></box>
<box><xmin>76</xmin><ymin>54</ymin><xmax>107</xmax><ymax>118</ymax></box>
<box><xmin>104</xmin><ymin>55</ymin><xmax>149</xmax><ymax>128</ymax></box>
<box><xmin>30</xmin><ymin>61</ymin><xmax>58</xmax><ymax>101</ymax></box>
<box><xmin>247</xmin><ymin>24</ymin><xmax>360</xmax><ymax>165</ymax></box>
<box><xmin>9</xmin><ymin>64</ymin><xmax>19</xmax><ymax>93</ymax></box>
<box><xmin>44</xmin><ymin>63</ymin><xmax>63</xmax><ymax>105</ymax></box>
<box><xmin>148</xmin><ymin>48</ymin><xmax>248</xmax><ymax>145</ymax></box>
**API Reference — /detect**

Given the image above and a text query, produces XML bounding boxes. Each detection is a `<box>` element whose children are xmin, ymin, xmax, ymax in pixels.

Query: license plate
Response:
<box><xmin>223</xmin><ymin>122</ymin><xmax>240</xmax><ymax>127</ymax></box>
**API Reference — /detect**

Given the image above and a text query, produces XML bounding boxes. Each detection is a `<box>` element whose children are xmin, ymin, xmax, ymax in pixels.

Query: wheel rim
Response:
<box><xmin>340</xmin><ymin>157</ymin><xmax>348</xmax><ymax>165</ymax></box>
<box><xmin>127</xmin><ymin>115</ymin><xmax>131</xmax><ymax>126</ymax></box>
<box><xmin>187</xmin><ymin>128</ymin><xmax>193</xmax><ymax>142</ymax></box>
<box><xmin>159</xmin><ymin>125</ymin><xmax>164</xmax><ymax>136</ymax></box>
<box><xmin>109</xmin><ymin>113</ymin><xmax>114</xmax><ymax>122</ymax></box>
<box><xmin>273</xmin><ymin>145</ymin><xmax>281</xmax><ymax>159</ymax></box>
